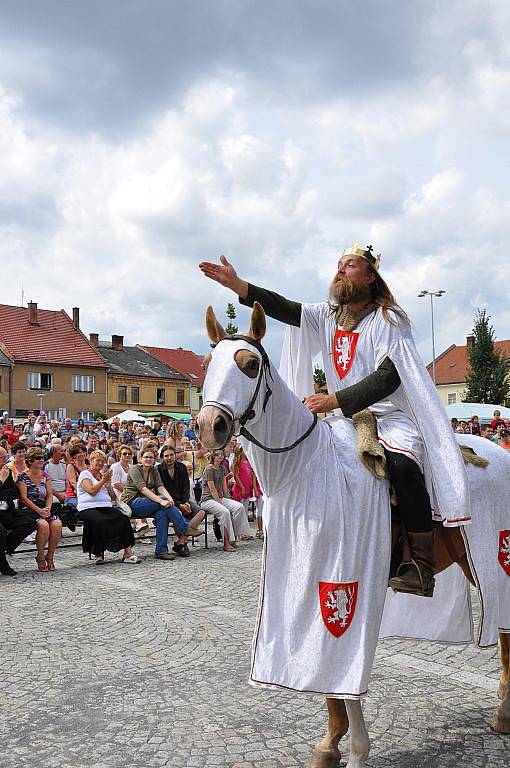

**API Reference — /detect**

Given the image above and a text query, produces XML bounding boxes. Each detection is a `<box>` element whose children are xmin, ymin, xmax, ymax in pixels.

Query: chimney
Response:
<box><xmin>72</xmin><ymin>307</ymin><xmax>80</xmax><ymax>330</ymax></box>
<box><xmin>27</xmin><ymin>301</ymin><xmax>39</xmax><ymax>325</ymax></box>
<box><xmin>112</xmin><ymin>334</ymin><xmax>124</xmax><ymax>352</ymax></box>
<box><xmin>466</xmin><ymin>335</ymin><xmax>475</xmax><ymax>349</ymax></box>
<box><xmin>89</xmin><ymin>333</ymin><xmax>99</xmax><ymax>349</ymax></box>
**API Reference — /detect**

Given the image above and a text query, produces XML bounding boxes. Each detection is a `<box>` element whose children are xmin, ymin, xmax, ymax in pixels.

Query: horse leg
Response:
<box><xmin>492</xmin><ymin>632</ymin><xmax>510</xmax><ymax>733</ymax></box>
<box><xmin>308</xmin><ymin>698</ymin><xmax>349</xmax><ymax>768</ymax></box>
<box><xmin>498</xmin><ymin>632</ymin><xmax>510</xmax><ymax>700</ymax></box>
<box><xmin>344</xmin><ymin>699</ymin><xmax>370</xmax><ymax>767</ymax></box>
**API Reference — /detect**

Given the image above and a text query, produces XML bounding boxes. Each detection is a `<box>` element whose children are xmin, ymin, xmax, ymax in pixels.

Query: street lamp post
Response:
<box><xmin>36</xmin><ymin>392</ymin><xmax>45</xmax><ymax>415</ymax></box>
<box><xmin>418</xmin><ymin>290</ymin><xmax>446</xmax><ymax>385</ymax></box>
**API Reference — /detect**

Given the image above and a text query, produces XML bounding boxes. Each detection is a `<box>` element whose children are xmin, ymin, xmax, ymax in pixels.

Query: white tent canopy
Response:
<box><xmin>444</xmin><ymin>402</ymin><xmax>510</xmax><ymax>421</ymax></box>
<box><xmin>105</xmin><ymin>410</ymin><xmax>146</xmax><ymax>424</ymax></box>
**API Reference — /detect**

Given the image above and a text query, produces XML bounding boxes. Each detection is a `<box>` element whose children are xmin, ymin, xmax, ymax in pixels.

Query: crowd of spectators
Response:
<box><xmin>0</xmin><ymin>412</ymin><xmax>262</xmax><ymax>577</ymax></box>
<box><xmin>451</xmin><ymin>409</ymin><xmax>510</xmax><ymax>449</ymax></box>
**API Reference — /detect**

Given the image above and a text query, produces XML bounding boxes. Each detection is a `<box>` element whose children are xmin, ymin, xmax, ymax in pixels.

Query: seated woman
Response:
<box><xmin>166</xmin><ymin>420</ymin><xmax>187</xmax><ymax>460</ymax></box>
<box><xmin>77</xmin><ymin>450</ymin><xmax>140</xmax><ymax>565</ymax></box>
<box><xmin>158</xmin><ymin>445</ymin><xmax>206</xmax><ymax>557</ymax></box>
<box><xmin>17</xmin><ymin>446</ymin><xmax>63</xmax><ymax>572</ymax></box>
<box><xmin>121</xmin><ymin>445</ymin><xmax>202</xmax><ymax>561</ymax></box>
<box><xmin>0</xmin><ymin>444</ymin><xmax>36</xmax><ymax>576</ymax></box>
<box><xmin>65</xmin><ymin>443</ymin><xmax>88</xmax><ymax>506</ymax></box>
<box><xmin>200</xmin><ymin>450</ymin><xmax>253</xmax><ymax>552</ymax></box>
<box><xmin>111</xmin><ymin>445</ymin><xmax>133</xmax><ymax>499</ymax></box>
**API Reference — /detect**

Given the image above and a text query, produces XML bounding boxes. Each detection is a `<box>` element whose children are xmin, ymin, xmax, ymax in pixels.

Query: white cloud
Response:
<box><xmin>1</xmin><ymin>1</ymin><xmax>510</xmax><ymax>369</ymax></box>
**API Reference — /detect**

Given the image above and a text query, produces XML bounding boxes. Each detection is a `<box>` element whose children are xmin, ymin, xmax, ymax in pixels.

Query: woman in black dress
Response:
<box><xmin>77</xmin><ymin>450</ymin><xmax>140</xmax><ymax>565</ymax></box>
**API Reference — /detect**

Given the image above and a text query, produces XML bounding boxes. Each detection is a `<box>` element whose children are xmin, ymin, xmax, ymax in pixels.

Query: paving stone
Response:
<box><xmin>0</xmin><ymin>534</ymin><xmax>508</xmax><ymax>767</ymax></box>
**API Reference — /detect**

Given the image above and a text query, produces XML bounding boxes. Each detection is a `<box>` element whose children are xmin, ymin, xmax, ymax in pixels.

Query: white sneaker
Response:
<box><xmin>23</xmin><ymin>533</ymin><xmax>36</xmax><ymax>543</ymax></box>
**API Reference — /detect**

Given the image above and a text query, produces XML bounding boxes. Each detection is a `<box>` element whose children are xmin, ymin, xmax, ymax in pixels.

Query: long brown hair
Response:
<box><xmin>232</xmin><ymin>445</ymin><xmax>246</xmax><ymax>479</ymax></box>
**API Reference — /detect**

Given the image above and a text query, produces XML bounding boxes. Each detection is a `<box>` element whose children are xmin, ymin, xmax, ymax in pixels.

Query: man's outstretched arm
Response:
<box><xmin>199</xmin><ymin>255</ymin><xmax>302</xmax><ymax>327</ymax></box>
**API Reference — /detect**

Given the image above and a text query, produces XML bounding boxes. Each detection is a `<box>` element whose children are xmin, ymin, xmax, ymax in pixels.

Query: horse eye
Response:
<box><xmin>234</xmin><ymin>351</ymin><xmax>259</xmax><ymax>378</ymax></box>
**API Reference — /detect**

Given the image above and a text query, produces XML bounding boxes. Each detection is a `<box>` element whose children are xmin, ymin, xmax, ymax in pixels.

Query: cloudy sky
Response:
<box><xmin>1</xmin><ymin>0</ymin><xmax>510</xmax><ymax>364</ymax></box>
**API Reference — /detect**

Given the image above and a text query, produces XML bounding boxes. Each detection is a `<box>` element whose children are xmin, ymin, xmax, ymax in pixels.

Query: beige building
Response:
<box><xmin>427</xmin><ymin>335</ymin><xmax>510</xmax><ymax>406</ymax></box>
<box><xmin>139</xmin><ymin>345</ymin><xmax>205</xmax><ymax>414</ymax></box>
<box><xmin>0</xmin><ymin>350</ymin><xmax>11</xmax><ymax>414</ymax></box>
<box><xmin>92</xmin><ymin>335</ymin><xmax>190</xmax><ymax>417</ymax></box>
<box><xmin>0</xmin><ymin>303</ymin><xmax>108</xmax><ymax>419</ymax></box>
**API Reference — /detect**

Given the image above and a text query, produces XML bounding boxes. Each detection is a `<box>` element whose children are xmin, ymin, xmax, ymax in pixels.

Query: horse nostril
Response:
<box><xmin>213</xmin><ymin>413</ymin><xmax>227</xmax><ymax>436</ymax></box>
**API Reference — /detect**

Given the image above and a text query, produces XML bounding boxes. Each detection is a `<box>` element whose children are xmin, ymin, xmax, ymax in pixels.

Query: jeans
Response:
<box><xmin>129</xmin><ymin>496</ymin><xmax>189</xmax><ymax>554</ymax></box>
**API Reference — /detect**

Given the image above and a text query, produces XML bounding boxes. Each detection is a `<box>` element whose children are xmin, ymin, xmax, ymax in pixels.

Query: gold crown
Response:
<box><xmin>342</xmin><ymin>241</ymin><xmax>381</xmax><ymax>271</ymax></box>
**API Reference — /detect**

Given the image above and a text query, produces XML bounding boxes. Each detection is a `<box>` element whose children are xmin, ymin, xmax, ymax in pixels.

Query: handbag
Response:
<box><xmin>113</xmin><ymin>499</ymin><xmax>132</xmax><ymax>517</ymax></box>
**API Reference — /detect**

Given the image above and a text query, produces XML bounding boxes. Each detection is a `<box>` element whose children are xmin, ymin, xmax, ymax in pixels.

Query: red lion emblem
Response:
<box><xmin>319</xmin><ymin>581</ymin><xmax>358</xmax><ymax>638</ymax></box>
<box><xmin>499</xmin><ymin>530</ymin><xmax>510</xmax><ymax>577</ymax></box>
<box><xmin>333</xmin><ymin>330</ymin><xmax>359</xmax><ymax>379</ymax></box>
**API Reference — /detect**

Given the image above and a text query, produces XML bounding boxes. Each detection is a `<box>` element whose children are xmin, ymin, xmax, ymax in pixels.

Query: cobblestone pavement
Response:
<box><xmin>1</xmin><ymin>528</ymin><xmax>508</xmax><ymax>768</ymax></box>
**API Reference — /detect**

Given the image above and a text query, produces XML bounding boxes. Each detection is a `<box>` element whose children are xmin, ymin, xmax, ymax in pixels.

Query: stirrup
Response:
<box><xmin>389</xmin><ymin>558</ymin><xmax>434</xmax><ymax>597</ymax></box>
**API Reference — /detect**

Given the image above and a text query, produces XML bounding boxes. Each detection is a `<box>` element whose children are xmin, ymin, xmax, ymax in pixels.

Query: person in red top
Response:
<box><xmin>490</xmin><ymin>410</ymin><xmax>506</xmax><ymax>430</ymax></box>
<box><xmin>3</xmin><ymin>421</ymin><xmax>19</xmax><ymax>447</ymax></box>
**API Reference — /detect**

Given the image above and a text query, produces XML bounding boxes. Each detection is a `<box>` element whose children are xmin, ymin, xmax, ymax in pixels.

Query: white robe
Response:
<box><xmin>280</xmin><ymin>303</ymin><xmax>471</xmax><ymax>527</ymax></box>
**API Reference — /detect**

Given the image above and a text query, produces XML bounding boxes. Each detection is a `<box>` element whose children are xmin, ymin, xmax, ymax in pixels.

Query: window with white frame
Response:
<box><xmin>72</xmin><ymin>374</ymin><xmax>95</xmax><ymax>393</ymax></box>
<box><xmin>27</xmin><ymin>372</ymin><xmax>52</xmax><ymax>390</ymax></box>
<box><xmin>78</xmin><ymin>411</ymin><xmax>96</xmax><ymax>421</ymax></box>
<box><xmin>447</xmin><ymin>393</ymin><xmax>457</xmax><ymax>405</ymax></box>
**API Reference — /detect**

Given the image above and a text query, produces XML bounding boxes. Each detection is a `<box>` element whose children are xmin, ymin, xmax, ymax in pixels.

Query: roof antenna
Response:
<box><xmin>21</xmin><ymin>284</ymin><xmax>25</xmax><ymax>307</ymax></box>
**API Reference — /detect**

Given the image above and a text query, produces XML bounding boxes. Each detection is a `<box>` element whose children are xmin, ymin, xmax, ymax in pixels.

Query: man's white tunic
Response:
<box><xmin>280</xmin><ymin>302</ymin><xmax>471</xmax><ymax>526</ymax></box>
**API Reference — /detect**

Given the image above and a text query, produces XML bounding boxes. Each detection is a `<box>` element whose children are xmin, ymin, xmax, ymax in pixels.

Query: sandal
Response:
<box><xmin>45</xmin><ymin>554</ymin><xmax>56</xmax><ymax>571</ymax></box>
<box><xmin>172</xmin><ymin>543</ymin><xmax>190</xmax><ymax>558</ymax></box>
<box><xmin>121</xmin><ymin>555</ymin><xmax>142</xmax><ymax>564</ymax></box>
<box><xmin>95</xmin><ymin>557</ymin><xmax>105</xmax><ymax>565</ymax></box>
<box><xmin>36</xmin><ymin>557</ymin><xmax>48</xmax><ymax>572</ymax></box>
<box><xmin>134</xmin><ymin>522</ymin><xmax>149</xmax><ymax>535</ymax></box>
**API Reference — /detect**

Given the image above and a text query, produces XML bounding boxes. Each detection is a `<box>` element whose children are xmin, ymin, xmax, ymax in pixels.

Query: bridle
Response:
<box><xmin>204</xmin><ymin>334</ymin><xmax>318</xmax><ymax>454</ymax></box>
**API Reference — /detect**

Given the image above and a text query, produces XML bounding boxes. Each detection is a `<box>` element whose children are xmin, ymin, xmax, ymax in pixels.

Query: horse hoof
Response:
<box><xmin>306</xmin><ymin>747</ymin><xmax>341</xmax><ymax>768</ymax></box>
<box><xmin>491</xmin><ymin>716</ymin><xmax>510</xmax><ymax>734</ymax></box>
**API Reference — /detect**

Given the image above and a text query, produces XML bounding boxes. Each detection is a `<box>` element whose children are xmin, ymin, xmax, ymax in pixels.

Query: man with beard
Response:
<box><xmin>199</xmin><ymin>244</ymin><xmax>470</xmax><ymax>598</ymax></box>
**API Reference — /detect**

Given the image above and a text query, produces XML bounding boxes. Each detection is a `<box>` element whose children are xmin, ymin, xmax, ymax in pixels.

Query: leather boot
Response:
<box><xmin>388</xmin><ymin>530</ymin><xmax>435</xmax><ymax>597</ymax></box>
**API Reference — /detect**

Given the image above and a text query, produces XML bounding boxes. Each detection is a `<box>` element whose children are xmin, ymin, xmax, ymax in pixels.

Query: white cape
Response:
<box><xmin>280</xmin><ymin>304</ymin><xmax>471</xmax><ymax>527</ymax></box>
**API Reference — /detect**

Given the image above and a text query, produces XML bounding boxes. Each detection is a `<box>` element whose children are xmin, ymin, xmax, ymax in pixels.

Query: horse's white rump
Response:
<box><xmin>380</xmin><ymin>434</ymin><xmax>510</xmax><ymax>647</ymax></box>
<box><xmin>250</xmin><ymin>415</ymin><xmax>391</xmax><ymax>698</ymax></box>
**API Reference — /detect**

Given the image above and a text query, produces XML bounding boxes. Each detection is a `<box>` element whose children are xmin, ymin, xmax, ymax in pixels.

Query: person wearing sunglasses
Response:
<box><xmin>17</xmin><ymin>446</ymin><xmax>62</xmax><ymax>572</ymax></box>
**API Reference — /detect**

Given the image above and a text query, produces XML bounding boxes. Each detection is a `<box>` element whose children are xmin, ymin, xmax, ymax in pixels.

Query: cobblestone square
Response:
<box><xmin>1</xmin><ymin>531</ymin><xmax>508</xmax><ymax>767</ymax></box>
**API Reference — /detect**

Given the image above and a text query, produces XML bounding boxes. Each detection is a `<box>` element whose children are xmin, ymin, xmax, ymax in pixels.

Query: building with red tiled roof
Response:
<box><xmin>138</xmin><ymin>345</ymin><xmax>205</xmax><ymax>413</ymax></box>
<box><xmin>426</xmin><ymin>334</ymin><xmax>510</xmax><ymax>406</ymax></box>
<box><xmin>0</xmin><ymin>302</ymin><xmax>108</xmax><ymax>419</ymax></box>
<box><xmin>89</xmin><ymin>334</ymin><xmax>190</xmax><ymax>418</ymax></box>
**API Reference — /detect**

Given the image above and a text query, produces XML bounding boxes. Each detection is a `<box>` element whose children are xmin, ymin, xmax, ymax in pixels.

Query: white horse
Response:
<box><xmin>198</xmin><ymin>303</ymin><xmax>510</xmax><ymax>768</ymax></box>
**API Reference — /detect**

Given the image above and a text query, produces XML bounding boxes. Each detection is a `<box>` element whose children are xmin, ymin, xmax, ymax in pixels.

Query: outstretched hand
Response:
<box><xmin>199</xmin><ymin>255</ymin><xmax>237</xmax><ymax>288</ymax></box>
<box><xmin>199</xmin><ymin>255</ymin><xmax>248</xmax><ymax>298</ymax></box>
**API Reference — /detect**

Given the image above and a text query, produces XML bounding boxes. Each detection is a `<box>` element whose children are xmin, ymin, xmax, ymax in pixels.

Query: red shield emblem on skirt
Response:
<box><xmin>498</xmin><ymin>530</ymin><xmax>510</xmax><ymax>577</ymax></box>
<box><xmin>334</xmin><ymin>330</ymin><xmax>359</xmax><ymax>379</ymax></box>
<box><xmin>318</xmin><ymin>581</ymin><xmax>358</xmax><ymax>638</ymax></box>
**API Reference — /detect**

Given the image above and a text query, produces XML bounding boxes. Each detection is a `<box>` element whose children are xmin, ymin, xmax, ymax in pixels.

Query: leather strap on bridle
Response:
<box><xmin>209</xmin><ymin>334</ymin><xmax>318</xmax><ymax>454</ymax></box>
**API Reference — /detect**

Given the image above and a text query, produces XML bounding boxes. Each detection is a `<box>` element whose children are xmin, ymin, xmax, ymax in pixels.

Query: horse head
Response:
<box><xmin>197</xmin><ymin>302</ymin><xmax>267</xmax><ymax>450</ymax></box>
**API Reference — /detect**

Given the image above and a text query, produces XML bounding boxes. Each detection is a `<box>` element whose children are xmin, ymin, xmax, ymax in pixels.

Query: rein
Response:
<box><xmin>208</xmin><ymin>334</ymin><xmax>318</xmax><ymax>454</ymax></box>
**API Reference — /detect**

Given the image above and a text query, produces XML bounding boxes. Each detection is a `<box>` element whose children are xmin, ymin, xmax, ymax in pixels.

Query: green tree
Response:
<box><xmin>313</xmin><ymin>365</ymin><xmax>327</xmax><ymax>391</ymax></box>
<box><xmin>225</xmin><ymin>302</ymin><xmax>238</xmax><ymax>335</ymax></box>
<box><xmin>463</xmin><ymin>309</ymin><xmax>509</xmax><ymax>404</ymax></box>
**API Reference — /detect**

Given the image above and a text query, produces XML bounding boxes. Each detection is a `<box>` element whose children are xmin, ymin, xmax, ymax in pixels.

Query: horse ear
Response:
<box><xmin>248</xmin><ymin>301</ymin><xmax>266</xmax><ymax>341</ymax></box>
<box><xmin>206</xmin><ymin>306</ymin><xmax>226</xmax><ymax>344</ymax></box>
